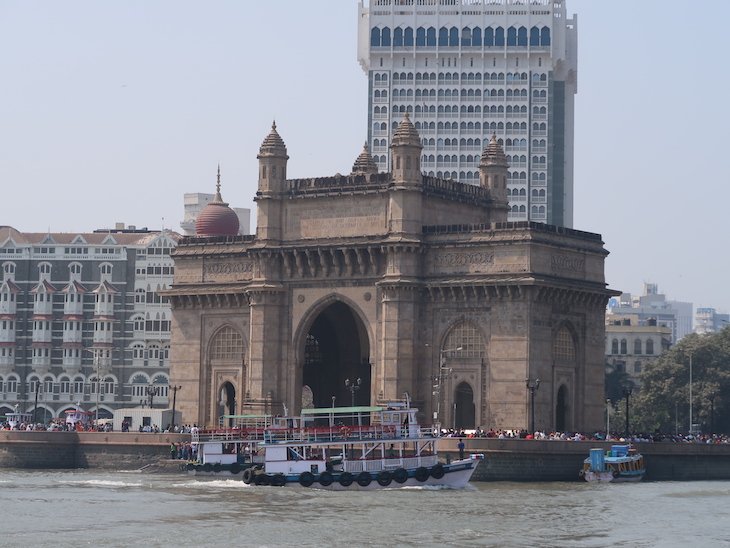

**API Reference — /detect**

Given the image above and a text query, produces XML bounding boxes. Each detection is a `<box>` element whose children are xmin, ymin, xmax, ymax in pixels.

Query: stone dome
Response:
<box><xmin>391</xmin><ymin>113</ymin><xmax>422</xmax><ymax>147</ymax></box>
<box><xmin>258</xmin><ymin>121</ymin><xmax>288</xmax><ymax>157</ymax></box>
<box><xmin>195</xmin><ymin>167</ymin><xmax>240</xmax><ymax>237</ymax></box>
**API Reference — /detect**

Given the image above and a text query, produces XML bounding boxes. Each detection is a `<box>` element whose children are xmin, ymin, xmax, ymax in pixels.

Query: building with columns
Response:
<box><xmin>167</xmin><ymin>116</ymin><xmax>615</xmax><ymax>432</ymax></box>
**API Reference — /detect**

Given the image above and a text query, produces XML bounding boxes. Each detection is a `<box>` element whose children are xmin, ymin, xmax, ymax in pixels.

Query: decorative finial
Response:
<box><xmin>216</xmin><ymin>164</ymin><xmax>221</xmax><ymax>194</ymax></box>
<box><xmin>272</xmin><ymin>120</ymin><xmax>277</xmax><ymax>130</ymax></box>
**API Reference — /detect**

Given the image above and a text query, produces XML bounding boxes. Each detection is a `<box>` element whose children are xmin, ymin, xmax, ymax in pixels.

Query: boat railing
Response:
<box><xmin>263</xmin><ymin>424</ymin><xmax>399</xmax><ymax>444</ymax></box>
<box><xmin>343</xmin><ymin>455</ymin><xmax>438</xmax><ymax>474</ymax></box>
<box><xmin>196</xmin><ymin>428</ymin><xmax>271</xmax><ymax>443</ymax></box>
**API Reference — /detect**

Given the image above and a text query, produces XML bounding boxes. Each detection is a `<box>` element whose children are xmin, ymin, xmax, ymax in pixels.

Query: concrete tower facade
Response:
<box><xmin>357</xmin><ymin>0</ymin><xmax>578</xmax><ymax>227</ymax></box>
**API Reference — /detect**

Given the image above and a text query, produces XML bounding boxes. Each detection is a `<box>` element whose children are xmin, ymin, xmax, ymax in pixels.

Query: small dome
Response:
<box><xmin>195</xmin><ymin>167</ymin><xmax>240</xmax><ymax>237</ymax></box>
<box><xmin>258</xmin><ymin>121</ymin><xmax>288</xmax><ymax>157</ymax></box>
<box><xmin>391</xmin><ymin>113</ymin><xmax>421</xmax><ymax>147</ymax></box>
<box><xmin>480</xmin><ymin>134</ymin><xmax>509</xmax><ymax>168</ymax></box>
<box><xmin>351</xmin><ymin>142</ymin><xmax>379</xmax><ymax>175</ymax></box>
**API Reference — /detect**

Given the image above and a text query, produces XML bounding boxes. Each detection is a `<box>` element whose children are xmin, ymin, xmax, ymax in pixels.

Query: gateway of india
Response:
<box><xmin>167</xmin><ymin>116</ymin><xmax>615</xmax><ymax>432</ymax></box>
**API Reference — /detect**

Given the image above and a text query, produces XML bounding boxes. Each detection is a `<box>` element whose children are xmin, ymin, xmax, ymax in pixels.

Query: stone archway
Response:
<box><xmin>219</xmin><ymin>381</ymin><xmax>236</xmax><ymax>426</ymax></box>
<box><xmin>556</xmin><ymin>384</ymin><xmax>569</xmax><ymax>432</ymax></box>
<box><xmin>454</xmin><ymin>382</ymin><xmax>476</xmax><ymax>429</ymax></box>
<box><xmin>302</xmin><ymin>301</ymin><xmax>371</xmax><ymax>410</ymax></box>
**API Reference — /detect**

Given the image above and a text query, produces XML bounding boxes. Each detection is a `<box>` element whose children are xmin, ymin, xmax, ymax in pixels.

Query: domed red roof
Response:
<box><xmin>195</xmin><ymin>167</ymin><xmax>240</xmax><ymax>237</ymax></box>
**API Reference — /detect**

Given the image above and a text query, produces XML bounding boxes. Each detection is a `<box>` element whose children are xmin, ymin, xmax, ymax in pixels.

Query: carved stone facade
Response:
<box><xmin>167</xmin><ymin>118</ymin><xmax>616</xmax><ymax>432</ymax></box>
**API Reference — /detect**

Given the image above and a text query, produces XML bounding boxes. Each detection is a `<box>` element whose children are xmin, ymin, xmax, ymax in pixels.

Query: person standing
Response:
<box><xmin>458</xmin><ymin>439</ymin><xmax>465</xmax><ymax>460</ymax></box>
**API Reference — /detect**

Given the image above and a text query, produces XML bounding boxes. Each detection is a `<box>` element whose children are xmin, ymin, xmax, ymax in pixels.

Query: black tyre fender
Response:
<box><xmin>185</xmin><ymin>463</ymin><xmax>195</xmax><ymax>471</ymax></box>
<box><xmin>393</xmin><ymin>468</ymin><xmax>408</xmax><ymax>484</ymax></box>
<box><xmin>194</xmin><ymin>464</ymin><xmax>202</xmax><ymax>472</ymax></box>
<box><xmin>318</xmin><ymin>471</ymin><xmax>334</xmax><ymax>486</ymax></box>
<box><xmin>229</xmin><ymin>463</ymin><xmax>242</xmax><ymax>475</ymax></box>
<box><xmin>242</xmin><ymin>468</ymin><xmax>254</xmax><ymax>484</ymax></box>
<box><xmin>255</xmin><ymin>473</ymin><xmax>271</xmax><ymax>486</ymax></box>
<box><xmin>356</xmin><ymin>471</ymin><xmax>372</xmax><ymax>487</ymax></box>
<box><xmin>212</xmin><ymin>463</ymin><xmax>222</xmax><ymax>473</ymax></box>
<box><xmin>299</xmin><ymin>471</ymin><xmax>315</xmax><ymax>487</ymax></box>
<box><xmin>430</xmin><ymin>463</ymin><xmax>445</xmax><ymax>479</ymax></box>
<box><xmin>612</xmin><ymin>470</ymin><xmax>620</xmax><ymax>478</ymax></box>
<box><xmin>339</xmin><ymin>472</ymin><xmax>354</xmax><ymax>487</ymax></box>
<box><xmin>202</xmin><ymin>463</ymin><xmax>213</xmax><ymax>473</ymax></box>
<box><xmin>414</xmin><ymin>466</ymin><xmax>429</xmax><ymax>482</ymax></box>
<box><xmin>272</xmin><ymin>474</ymin><xmax>286</xmax><ymax>487</ymax></box>
<box><xmin>376</xmin><ymin>470</ymin><xmax>392</xmax><ymax>487</ymax></box>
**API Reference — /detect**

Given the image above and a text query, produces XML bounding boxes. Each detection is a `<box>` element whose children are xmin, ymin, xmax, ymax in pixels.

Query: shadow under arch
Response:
<box><xmin>294</xmin><ymin>294</ymin><xmax>372</xmax><ymax>411</ymax></box>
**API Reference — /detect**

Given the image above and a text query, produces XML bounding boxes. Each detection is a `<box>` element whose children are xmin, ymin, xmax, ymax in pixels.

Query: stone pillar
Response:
<box><xmin>245</xmin><ymin>285</ymin><xmax>287</xmax><ymax>415</ymax></box>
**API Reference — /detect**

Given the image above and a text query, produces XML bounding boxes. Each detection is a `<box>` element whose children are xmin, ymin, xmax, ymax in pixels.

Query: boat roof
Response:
<box><xmin>300</xmin><ymin>405</ymin><xmax>385</xmax><ymax>415</ymax></box>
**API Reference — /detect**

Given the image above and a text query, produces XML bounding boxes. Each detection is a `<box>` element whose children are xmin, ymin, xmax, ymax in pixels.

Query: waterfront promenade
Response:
<box><xmin>3</xmin><ymin>430</ymin><xmax>730</xmax><ymax>481</ymax></box>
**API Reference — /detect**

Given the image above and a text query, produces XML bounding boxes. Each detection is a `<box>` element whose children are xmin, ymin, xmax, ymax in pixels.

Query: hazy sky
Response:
<box><xmin>1</xmin><ymin>1</ymin><xmax>728</xmax><ymax>312</ymax></box>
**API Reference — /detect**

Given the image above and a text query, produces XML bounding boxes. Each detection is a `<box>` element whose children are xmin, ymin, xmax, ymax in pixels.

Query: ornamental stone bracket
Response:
<box><xmin>279</xmin><ymin>246</ymin><xmax>384</xmax><ymax>280</ymax></box>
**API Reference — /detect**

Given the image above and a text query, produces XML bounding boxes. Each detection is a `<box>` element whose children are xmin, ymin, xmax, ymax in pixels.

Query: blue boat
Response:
<box><xmin>580</xmin><ymin>445</ymin><xmax>645</xmax><ymax>483</ymax></box>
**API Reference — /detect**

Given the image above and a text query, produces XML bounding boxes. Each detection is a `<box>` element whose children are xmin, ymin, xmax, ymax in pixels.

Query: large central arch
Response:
<box><xmin>300</xmin><ymin>299</ymin><xmax>371</xmax><ymax>410</ymax></box>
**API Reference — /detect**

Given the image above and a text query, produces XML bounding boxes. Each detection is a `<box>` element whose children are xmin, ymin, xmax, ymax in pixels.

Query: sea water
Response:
<box><xmin>0</xmin><ymin>470</ymin><xmax>728</xmax><ymax>547</ymax></box>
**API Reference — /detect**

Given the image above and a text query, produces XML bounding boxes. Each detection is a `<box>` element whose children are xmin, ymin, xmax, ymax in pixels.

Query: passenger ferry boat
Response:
<box><xmin>191</xmin><ymin>399</ymin><xmax>482</xmax><ymax>488</ymax></box>
<box><xmin>580</xmin><ymin>445</ymin><xmax>645</xmax><ymax>483</ymax></box>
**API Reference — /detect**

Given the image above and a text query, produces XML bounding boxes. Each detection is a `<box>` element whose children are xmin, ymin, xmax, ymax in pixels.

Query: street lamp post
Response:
<box><xmin>525</xmin><ymin>378</ymin><xmax>540</xmax><ymax>433</ymax></box>
<box><xmin>344</xmin><ymin>378</ymin><xmax>361</xmax><ymax>408</ymax></box>
<box><xmin>432</xmin><ymin>346</ymin><xmax>462</xmax><ymax>428</ymax></box>
<box><xmin>623</xmin><ymin>386</ymin><xmax>633</xmax><ymax>436</ymax></box>
<box><xmin>606</xmin><ymin>399</ymin><xmax>611</xmax><ymax>439</ymax></box>
<box><xmin>689</xmin><ymin>353</ymin><xmax>693</xmax><ymax>434</ymax></box>
<box><xmin>170</xmin><ymin>385</ymin><xmax>182</xmax><ymax>431</ymax></box>
<box><xmin>146</xmin><ymin>384</ymin><xmax>159</xmax><ymax>409</ymax></box>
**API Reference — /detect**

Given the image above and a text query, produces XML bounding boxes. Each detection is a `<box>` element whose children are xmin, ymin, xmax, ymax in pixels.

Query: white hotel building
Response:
<box><xmin>357</xmin><ymin>0</ymin><xmax>578</xmax><ymax>227</ymax></box>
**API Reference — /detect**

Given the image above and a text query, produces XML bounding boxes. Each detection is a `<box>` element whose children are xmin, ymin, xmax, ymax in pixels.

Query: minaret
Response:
<box><xmin>255</xmin><ymin>122</ymin><xmax>289</xmax><ymax>240</ymax></box>
<box><xmin>390</xmin><ymin>113</ymin><xmax>422</xmax><ymax>185</ymax></box>
<box><xmin>479</xmin><ymin>134</ymin><xmax>510</xmax><ymax>222</ymax></box>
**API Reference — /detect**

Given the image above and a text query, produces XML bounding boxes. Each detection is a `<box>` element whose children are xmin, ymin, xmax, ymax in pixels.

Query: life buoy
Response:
<box><xmin>299</xmin><ymin>471</ymin><xmax>315</xmax><ymax>487</ymax></box>
<box><xmin>356</xmin><ymin>471</ymin><xmax>372</xmax><ymax>487</ymax></box>
<box><xmin>339</xmin><ymin>472</ymin><xmax>354</xmax><ymax>487</ymax></box>
<box><xmin>340</xmin><ymin>427</ymin><xmax>351</xmax><ymax>438</ymax></box>
<box><xmin>376</xmin><ymin>470</ymin><xmax>392</xmax><ymax>487</ymax></box>
<box><xmin>430</xmin><ymin>464</ymin><xmax>445</xmax><ymax>480</ymax></box>
<box><xmin>242</xmin><ymin>468</ymin><xmax>254</xmax><ymax>484</ymax></box>
<box><xmin>393</xmin><ymin>468</ymin><xmax>408</xmax><ymax>484</ymax></box>
<box><xmin>612</xmin><ymin>470</ymin><xmax>620</xmax><ymax>478</ymax></box>
<box><xmin>319</xmin><ymin>471</ymin><xmax>334</xmax><ymax>486</ymax></box>
<box><xmin>414</xmin><ymin>467</ymin><xmax>429</xmax><ymax>482</ymax></box>
<box><xmin>229</xmin><ymin>463</ymin><xmax>242</xmax><ymax>475</ymax></box>
<box><xmin>271</xmin><ymin>474</ymin><xmax>286</xmax><ymax>487</ymax></box>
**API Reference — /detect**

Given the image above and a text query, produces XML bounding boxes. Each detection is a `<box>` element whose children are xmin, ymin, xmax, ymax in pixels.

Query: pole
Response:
<box><xmin>689</xmin><ymin>353</ymin><xmax>693</xmax><ymax>434</ymax></box>
<box><xmin>606</xmin><ymin>399</ymin><xmax>610</xmax><ymax>439</ymax></box>
<box><xmin>171</xmin><ymin>386</ymin><xmax>180</xmax><ymax>431</ymax></box>
<box><xmin>624</xmin><ymin>390</ymin><xmax>630</xmax><ymax>436</ymax></box>
<box><xmin>33</xmin><ymin>379</ymin><xmax>40</xmax><ymax>424</ymax></box>
<box><xmin>95</xmin><ymin>352</ymin><xmax>100</xmax><ymax>429</ymax></box>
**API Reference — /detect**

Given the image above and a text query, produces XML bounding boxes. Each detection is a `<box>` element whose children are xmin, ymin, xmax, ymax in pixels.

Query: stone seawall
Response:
<box><xmin>3</xmin><ymin>432</ymin><xmax>730</xmax><ymax>480</ymax></box>
<box><xmin>439</xmin><ymin>438</ymin><xmax>730</xmax><ymax>481</ymax></box>
<box><xmin>0</xmin><ymin>431</ymin><xmax>190</xmax><ymax>470</ymax></box>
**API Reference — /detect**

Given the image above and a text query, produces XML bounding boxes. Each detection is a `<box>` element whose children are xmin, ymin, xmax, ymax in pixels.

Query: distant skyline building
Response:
<box><xmin>357</xmin><ymin>0</ymin><xmax>578</xmax><ymax>227</ymax></box>
<box><xmin>608</xmin><ymin>283</ymin><xmax>693</xmax><ymax>343</ymax></box>
<box><xmin>605</xmin><ymin>316</ymin><xmax>672</xmax><ymax>387</ymax></box>
<box><xmin>695</xmin><ymin>307</ymin><xmax>730</xmax><ymax>335</ymax></box>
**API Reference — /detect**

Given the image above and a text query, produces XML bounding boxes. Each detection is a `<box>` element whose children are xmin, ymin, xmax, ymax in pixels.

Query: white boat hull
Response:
<box><xmin>582</xmin><ymin>470</ymin><xmax>644</xmax><ymax>483</ymax></box>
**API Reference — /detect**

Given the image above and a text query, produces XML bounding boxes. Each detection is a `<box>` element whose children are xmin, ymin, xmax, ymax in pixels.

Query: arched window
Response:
<box><xmin>370</xmin><ymin>27</ymin><xmax>381</xmax><ymax>47</ymax></box>
<box><xmin>449</xmin><ymin>27</ymin><xmax>459</xmax><ymax>46</ymax></box>
<box><xmin>472</xmin><ymin>27</ymin><xmax>482</xmax><ymax>46</ymax></box>
<box><xmin>381</xmin><ymin>27</ymin><xmax>391</xmax><ymax>47</ymax></box>
<box><xmin>633</xmin><ymin>338</ymin><xmax>642</xmax><ymax>354</ymax></box>
<box><xmin>517</xmin><ymin>26</ymin><xmax>527</xmax><ymax>46</ymax></box>
<box><xmin>210</xmin><ymin>326</ymin><xmax>244</xmax><ymax>361</ymax></box>
<box><xmin>620</xmin><ymin>339</ymin><xmax>628</xmax><ymax>354</ymax></box>
<box><xmin>646</xmin><ymin>339</ymin><xmax>654</xmax><ymax>355</ymax></box>
<box><xmin>404</xmin><ymin>26</ymin><xmax>414</xmax><ymax>46</ymax></box>
<box><xmin>393</xmin><ymin>26</ymin><xmax>403</xmax><ymax>47</ymax></box>
<box><xmin>507</xmin><ymin>27</ymin><xmax>517</xmax><ymax>46</ymax></box>
<box><xmin>416</xmin><ymin>26</ymin><xmax>426</xmax><ymax>46</ymax></box>
<box><xmin>426</xmin><ymin>26</ymin><xmax>436</xmax><ymax>46</ymax></box>
<box><xmin>553</xmin><ymin>326</ymin><xmax>576</xmax><ymax>361</ymax></box>
<box><xmin>494</xmin><ymin>27</ymin><xmax>505</xmax><ymax>46</ymax></box>
<box><xmin>540</xmin><ymin>26</ymin><xmax>551</xmax><ymax>46</ymax></box>
<box><xmin>443</xmin><ymin>321</ymin><xmax>486</xmax><ymax>358</ymax></box>
<box><xmin>438</xmin><ymin>27</ymin><xmax>448</xmax><ymax>46</ymax></box>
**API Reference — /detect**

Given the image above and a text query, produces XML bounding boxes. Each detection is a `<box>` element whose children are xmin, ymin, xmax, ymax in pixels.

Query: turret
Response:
<box><xmin>255</xmin><ymin>122</ymin><xmax>289</xmax><ymax>241</ymax></box>
<box><xmin>390</xmin><ymin>113</ymin><xmax>422</xmax><ymax>185</ymax></box>
<box><xmin>257</xmin><ymin>121</ymin><xmax>289</xmax><ymax>194</ymax></box>
<box><xmin>479</xmin><ymin>135</ymin><xmax>510</xmax><ymax>221</ymax></box>
<box><xmin>351</xmin><ymin>142</ymin><xmax>379</xmax><ymax>176</ymax></box>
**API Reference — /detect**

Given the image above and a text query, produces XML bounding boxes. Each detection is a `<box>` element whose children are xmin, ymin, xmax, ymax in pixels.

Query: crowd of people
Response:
<box><xmin>441</xmin><ymin>427</ymin><xmax>730</xmax><ymax>444</ymax></box>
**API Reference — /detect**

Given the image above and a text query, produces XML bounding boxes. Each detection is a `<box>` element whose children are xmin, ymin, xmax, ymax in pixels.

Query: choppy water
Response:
<box><xmin>0</xmin><ymin>470</ymin><xmax>728</xmax><ymax>547</ymax></box>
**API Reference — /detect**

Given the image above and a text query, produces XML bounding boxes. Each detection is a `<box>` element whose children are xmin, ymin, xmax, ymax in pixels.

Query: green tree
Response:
<box><xmin>632</xmin><ymin>327</ymin><xmax>730</xmax><ymax>434</ymax></box>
